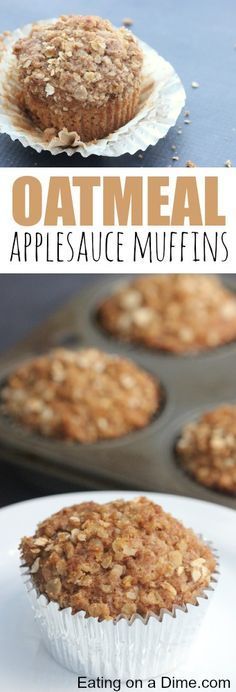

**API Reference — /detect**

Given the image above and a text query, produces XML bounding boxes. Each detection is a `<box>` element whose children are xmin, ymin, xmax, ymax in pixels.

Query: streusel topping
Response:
<box><xmin>98</xmin><ymin>275</ymin><xmax>236</xmax><ymax>354</ymax></box>
<box><xmin>177</xmin><ymin>404</ymin><xmax>236</xmax><ymax>494</ymax></box>
<box><xmin>0</xmin><ymin>33</ymin><xmax>8</xmax><ymax>63</ymax></box>
<box><xmin>13</xmin><ymin>15</ymin><xmax>143</xmax><ymax>107</ymax></box>
<box><xmin>20</xmin><ymin>497</ymin><xmax>216</xmax><ymax>620</ymax></box>
<box><xmin>1</xmin><ymin>348</ymin><xmax>159</xmax><ymax>442</ymax></box>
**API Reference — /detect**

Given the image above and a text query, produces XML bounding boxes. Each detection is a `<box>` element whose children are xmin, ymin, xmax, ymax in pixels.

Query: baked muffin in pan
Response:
<box><xmin>177</xmin><ymin>404</ymin><xmax>236</xmax><ymax>495</ymax></box>
<box><xmin>98</xmin><ymin>275</ymin><xmax>236</xmax><ymax>354</ymax></box>
<box><xmin>1</xmin><ymin>347</ymin><xmax>160</xmax><ymax>443</ymax></box>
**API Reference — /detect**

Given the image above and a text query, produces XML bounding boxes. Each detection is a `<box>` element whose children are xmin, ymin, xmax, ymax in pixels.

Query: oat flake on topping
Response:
<box><xmin>98</xmin><ymin>275</ymin><xmax>236</xmax><ymax>354</ymax></box>
<box><xmin>1</xmin><ymin>348</ymin><xmax>160</xmax><ymax>442</ymax></box>
<box><xmin>20</xmin><ymin>497</ymin><xmax>216</xmax><ymax>620</ymax></box>
<box><xmin>177</xmin><ymin>404</ymin><xmax>236</xmax><ymax>494</ymax></box>
<box><xmin>13</xmin><ymin>15</ymin><xmax>143</xmax><ymax>107</ymax></box>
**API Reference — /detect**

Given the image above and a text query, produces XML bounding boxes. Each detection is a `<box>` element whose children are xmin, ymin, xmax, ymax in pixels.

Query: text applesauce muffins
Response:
<box><xmin>13</xmin><ymin>15</ymin><xmax>143</xmax><ymax>142</ymax></box>
<box><xmin>20</xmin><ymin>497</ymin><xmax>216</xmax><ymax>620</ymax></box>
<box><xmin>1</xmin><ymin>348</ymin><xmax>160</xmax><ymax>442</ymax></box>
<box><xmin>98</xmin><ymin>275</ymin><xmax>236</xmax><ymax>354</ymax></box>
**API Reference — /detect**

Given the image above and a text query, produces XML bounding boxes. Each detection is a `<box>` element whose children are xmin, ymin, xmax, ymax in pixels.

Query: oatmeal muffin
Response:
<box><xmin>98</xmin><ymin>275</ymin><xmax>236</xmax><ymax>354</ymax></box>
<box><xmin>13</xmin><ymin>15</ymin><xmax>143</xmax><ymax>142</ymax></box>
<box><xmin>20</xmin><ymin>496</ymin><xmax>216</xmax><ymax>620</ymax></box>
<box><xmin>1</xmin><ymin>348</ymin><xmax>159</xmax><ymax>442</ymax></box>
<box><xmin>177</xmin><ymin>404</ymin><xmax>236</xmax><ymax>494</ymax></box>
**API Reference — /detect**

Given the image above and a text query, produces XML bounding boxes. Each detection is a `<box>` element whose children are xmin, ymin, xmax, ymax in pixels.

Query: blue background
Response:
<box><xmin>0</xmin><ymin>0</ymin><xmax>235</xmax><ymax>166</ymax></box>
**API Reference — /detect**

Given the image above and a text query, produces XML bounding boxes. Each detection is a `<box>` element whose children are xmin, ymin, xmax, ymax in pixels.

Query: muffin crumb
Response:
<box><xmin>122</xmin><ymin>18</ymin><xmax>134</xmax><ymax>27</ymax></box>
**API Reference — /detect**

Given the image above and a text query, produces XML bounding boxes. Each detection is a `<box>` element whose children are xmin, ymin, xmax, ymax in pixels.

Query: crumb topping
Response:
<box><xmin>98</xmin><ymin>275</ymin><xmax>236</xmax><ymax>354</ymax></box>
<box><xmin>20</xmin><ymin>497</ymin><xmax>216</xmax><ymax>619</ymax></box>
<box><xmin>0</xmin><ymin>31</ymin><xmax>10</xmax><ymax>63</ymax></box>
<box><xmin>13</xmin><ymin>15</ymin><xmax>143</xmax><ymax>107</ymax></box>
<box><xmin>1</xmin><ymin>348</ymin><xmax>159</xmax><ymax>442</ymax></box>
<box><xmin>177</xmin><ymin>404</ymin><xmax>236</xmax><ymax>494</ymax></box>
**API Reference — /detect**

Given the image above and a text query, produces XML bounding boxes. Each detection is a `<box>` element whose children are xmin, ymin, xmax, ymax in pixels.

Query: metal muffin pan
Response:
<box><xmin>0</xmin><ymin>275</ymin><xmax>236</xmax><ymax>509</ymax></box>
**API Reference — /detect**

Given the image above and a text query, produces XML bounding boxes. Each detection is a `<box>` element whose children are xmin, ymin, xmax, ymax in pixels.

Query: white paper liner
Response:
<box><xmin>21</xmin><ymin>545</ymin><xmax>218</xmax><ymax>680</ymax></box>
<box><xmin>0</xmin><ymin>20</ymin><xmax>186</xmax><ymax>157</ymax></box>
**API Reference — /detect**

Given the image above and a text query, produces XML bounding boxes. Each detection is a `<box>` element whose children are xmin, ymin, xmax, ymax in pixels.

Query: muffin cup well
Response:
<box><xmin>21</xmin><ymin>550</ymin><xmax>217</xmax><ymax>680</ymax></box>
<box><xmin>0</xmin><ymin>20</ymin><xmax>185</xmax><ymax>157</ymax></box>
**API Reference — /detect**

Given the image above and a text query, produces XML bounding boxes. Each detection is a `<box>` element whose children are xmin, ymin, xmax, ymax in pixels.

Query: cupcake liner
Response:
<box><xmin>20</xmin><ymin>542</ymin><xmax>218</xmax><ymax>680</ymax></box>
<box><xmin>0</xmin><ymin>20</ymin><xmax>186</xmax><ymax>157</ymax></box>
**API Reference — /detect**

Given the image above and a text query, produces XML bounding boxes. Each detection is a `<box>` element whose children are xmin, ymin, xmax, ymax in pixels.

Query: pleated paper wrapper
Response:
<box><xmin>0</xmin><ymin>20</ymin><xmax>186</xmax><ymax>157</ymax></box>
<box><xmin>21</xmin><ymin>554</ymin><xmax>217</xmax><ymax>680</ymax></box>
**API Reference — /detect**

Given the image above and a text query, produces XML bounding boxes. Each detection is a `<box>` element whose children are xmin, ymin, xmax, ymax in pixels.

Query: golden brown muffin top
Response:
<box><xmin>13</xmin><ymin>15</ymin><xmax>143</xmax><ymax>107</ymax></box>
<box><xmin>20</xmin><ymin>497</ymin><xmax>216</xmax><ymax>620</ymax></box>
<box><xmin>1</xmin><ymin>348</ymin><xmax>159</xmax><ymax>443</ymax></box>
<box><xmin>98</xmin><ymin>275</ymin><xmax>236</xmax><ymax>354</ymax></box>
<box><xmin>177</xmin><ymin>404</ymin><xmax>236</xmax><ymax>494</ymax></box>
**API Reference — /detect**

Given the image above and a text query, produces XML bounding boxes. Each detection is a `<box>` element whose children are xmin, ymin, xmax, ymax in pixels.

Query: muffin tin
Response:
<box><xmin>0</xmin><ymin>275</ymin><xmax>236</xmax><ymax>509</ymax></box>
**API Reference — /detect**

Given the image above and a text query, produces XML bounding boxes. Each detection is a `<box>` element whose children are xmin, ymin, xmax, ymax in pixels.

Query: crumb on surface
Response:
<box><xmin>122</xmin><ymin>18</ymin><xmax>134</xmax><ymax>27</ymax></box>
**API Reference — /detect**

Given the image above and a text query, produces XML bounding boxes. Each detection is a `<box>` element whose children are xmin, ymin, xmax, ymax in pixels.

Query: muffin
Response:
<box><xmin>177</xmin><ymin>404</ymin><xmax>236</xmax><ymax>494</ymax></box>
<box><xmin>13</xmin><ymin>15</ymin><xmax>143</xmax><ymax>142</ymax></box>
<box><xmin>98</xmin><ymin>275</ymin><xmax>236</xmax><ymax>354</ymax></box>
<box><xmin>1</xmin><ymin>348</ymin><xmax>160</xmax><ymax>442</ymax></box>
<box><xmin>20</xmin><ymin>497</ymin><xmax>216</xmax><ymax>676</ymax></box>
<box><xmin>21</xmin><ymin>497</ymin><xmax>216</xmax><ymax>618</ymax></box>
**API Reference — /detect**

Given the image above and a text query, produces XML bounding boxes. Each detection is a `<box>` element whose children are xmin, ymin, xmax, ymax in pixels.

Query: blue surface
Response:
<box><xmin>0</xmin><ymin>0</ymin><xmax>235</xmax><ymax>166</ymax></box>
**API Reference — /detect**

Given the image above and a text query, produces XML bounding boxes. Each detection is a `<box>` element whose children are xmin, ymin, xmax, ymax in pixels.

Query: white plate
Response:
<box><xmin>0</xmin><ymin>490</ymin><xmax>235</xmax><ymax>691</ymax></box>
